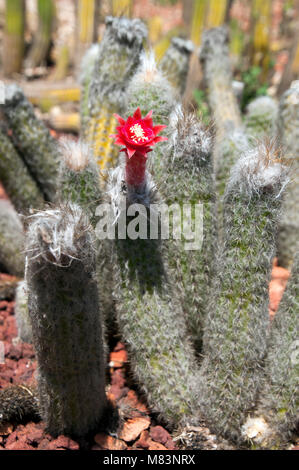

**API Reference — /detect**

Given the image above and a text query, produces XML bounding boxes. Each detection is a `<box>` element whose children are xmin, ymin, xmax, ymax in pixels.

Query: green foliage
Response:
<box><xmin>241</xmin><ymin>66</ymin><xmax>269</xmax><ymax>111</ymax></box>
<box><xmin>193</xmin><ymin>89</ymin><xmax>210</xmax><ymax>125</ymax></box>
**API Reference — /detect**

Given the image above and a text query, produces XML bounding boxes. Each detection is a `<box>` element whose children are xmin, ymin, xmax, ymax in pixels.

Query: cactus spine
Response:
<box><xmin>0</xmin><ymin>127</ymin><xmax>44</xmax><ymax>212</ymax></box>
<box><xmin>87</xmin><ymin>16</ymin><xmax>147</xmax><ymax>171</ymax></box>
<box><xmin>2</xmin><ymin>85</ymin><xmax>59</xmax><ymax>202</ymax></box>
<box><xmin>160</xmin><ymin>109</ymin><xmax>216</xmax><ymax>353</ymax></box>
<box><xmin>159</xmin><ymin>37</ymin><xmax>194</xmax><ymax>96</ymax></box>
<box><xmin>245</xmin><ymin>96</ymin><xmax>278</xmax><ymax>141</ymax></box>
<box><xmin>198</xmin><ymin>141</ymin><xmax>289</xmax><ymax>441</ymax></box>
<box><xmin>0</xmin><ymin>385</ymin><xmax>39</xmax><ymax>425</ymax></box>
<box><xmin>277</xmin><ymin>80</ymin><xmax>299</xmax><ymax>269</ymax></box>
<box><xmin>25</xmin><ymin>204</ymin><xmax>107</xmax><ymax>437</ymax></box>
<box><xmin>242</xmin><ymin>252</ymin><xmax>299</xmax><ymax>449</ymax></box>
<box><xmin>0</xmin><ymin>200</ymin><xmax>24</xmax><ymax>277</ymax></box>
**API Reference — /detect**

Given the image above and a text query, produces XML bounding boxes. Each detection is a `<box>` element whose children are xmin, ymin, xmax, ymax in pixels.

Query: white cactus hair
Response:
<box><xmin>168</xmin><ymin>104</ymin><xmax>213</xmax><ymax>160</ymax></box>
<box><xmin>241</xmin><ymin>416</ymin><xmax>272</xmax><ymax>446</ymax></box>
<box><xmin>25</xmin><ymin>204</ymin><xmax>94</xmax><ymax>268</ymax></box>
<box><xmin>228</xmin><ymin>139</ymin><xmax>289</xmax><ymax>196</ymax></box>
<box><xmin>79</xmin><ymin>43</ymin><xmax>100</xmax><ymax>84</ymax></box>
<box><xmin>58</xmin><ymin>137</ymin><xmax>93</xmax><ymax>172</ymax></box>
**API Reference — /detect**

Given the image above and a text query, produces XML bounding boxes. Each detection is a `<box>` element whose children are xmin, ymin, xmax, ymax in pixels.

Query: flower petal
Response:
<box><xmin>113</xmin><ymin>113</ymin><xmax>126</xmax><ymax>125</ymax></box>
<box><xmin>133</xmin><ymin>107</ymin><xmax>142</xmax><ymax>120</ymax></box>
<box><xmin>152</xmin><ymin>124</ymin><xmax>167</xmax><ymax>136</ymax></box>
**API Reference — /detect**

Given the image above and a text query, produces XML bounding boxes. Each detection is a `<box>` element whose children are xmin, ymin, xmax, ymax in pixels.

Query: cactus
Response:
<box><xmin>159</xmin><ymin>37</ymin><xmax>194</xmax><ymax>96</ymax></box>
<box><xmin>277</xmin><ymin>81</ymin><xmax>299</xmax><ymax>269</ymax></box>
<box><xmin>251</xmin><ymin>0</ymin><xmax>271</xmax><ymax>77</ymax></box>
<box><xmin>245</xmin><ymin>96</ymin><xmax>278</xmax><ymax>141</ymax></box>
<box><xmin>0</xmin><ymin>127</ymin><xmax>44</xmax><ymax>213</ymax></box>
<box><xmin>25</xmin><ymin>0</ymin><xmax>55</xmax><ymax>69</ymax></box>
<box><xmin>242</xmin><ymin>252</ymin><xmax>299</xmax><ymax>449</ymax></box>
<box><xmin>126</xmin><ymin>52</ymin><xmax>176</xmax><ymax>182</ymax></box>
<box><xmin>0</xmin><ymin>200</ymin><xmax>24</xmax><ymax>277</ymax></box>
<box><xmin>198</xmin><ymin>141</ymin><xmax>289</xmax><ymax>442</ymax></box>
<box><xmin>1</xmin><ymin>85</ymin><xmax>59</xmax><ymax>202</ymax></box>
<box><xmin>190</xmin><ymin>0</ymin><xmax>208</xmax><ymax>46</ymax></box>
<box><xmin>0</xmin><ymin>385</ymin><xmax>39</xmax><ymax>425</ymax></box>
<box><xmin>108</xmin><ymin>108</ymin><xmax>201</xmax><ymax>427</ymax></box>
<box><xmin>87</xmin><ymin>16</ymin><xmax>147</xmax><ymax>172</ymax></box>
<box><xmin>79</xmin><ymin>43</ymin><xmax>100</xmax><ymax>140</ymax></box>
<box><xmin>3</xmin><ymin>0</ymin><xmax>25</xmax><ymax>76</ymax></box>
<box><xmin>199</xmin><ymin>27</ymin><xmax>242</xmax><ymax>173</ymax></box>
<box><xmin>25</xmin><ymin>204</ymin><xmax>107</xmax><ymax>437</ymax></box>
<box><xmin>159</xmin><ymin>108</ymin><xmax>216</xmax><ymax>353</ymax></box>
<box><xmin>15</xmin><ymin>280</ymin><xmax>32</xmax><ymax>344</ymax></box>
<box><xmin>75</xmin><ymin>0</ymin><xmax>99</xmax><ymax>68</ymax></box>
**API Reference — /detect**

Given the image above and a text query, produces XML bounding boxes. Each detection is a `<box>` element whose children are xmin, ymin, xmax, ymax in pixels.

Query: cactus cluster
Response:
<box><xmin>0</xmin><ymin>20</ymin><xmax>298</xmax><ymax>449</ymax></box>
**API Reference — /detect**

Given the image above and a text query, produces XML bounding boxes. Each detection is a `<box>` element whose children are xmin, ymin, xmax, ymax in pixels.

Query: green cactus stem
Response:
<box><xmin>198</xmin><ymin>140</ymin><xmax>289</xmax><ymax>442</ymax></box>
<box><xmin>2</xmin><ymin>0</ymin><xmax>25</xmax><ymax>76</ymax></box>
<box><xmin>0</xmin><ymin>127</ymin><xmax>44</xmax><ymax>213</ymax></box>
<box><xmin>277</xmin><ymin>80</ymin><xmax>299</xmax><ymax>269</ymax></box>
<box><xmin>25</xmin><ymin>204</ymin><xmax>107</xmax><ymax>437</ymax></box>
<box><xmin>242</xmin><ymin>252</ymin><xmax>299</xmax><ymax>449</ymax></box>
<box><xmin>245</xmin><ymin>96</ymin><xmax>278</xmax><ymax>141</ymax></box>
<box><xmin>0</xmin><ymin>200</ymin><xmax>24</xmax><ymax>277</ymax></box>
<box><xmin>159</xmin><ymin>109</ymin><xmax>216</xmax><ymax>354</ymax></box>
<box><xmin>1</xmin><ymin>84</ymin><xmax>59</xmax><ymax>202</ymax></box>
<box><xmin>159</xmin><ymin>37</ymin><xmax>194</xmax><ymax>96</ymax></box>
<box><xmin>107</xmin><ymin>155</ymin><xmax>200</xmax><ymax>428</ymax></box>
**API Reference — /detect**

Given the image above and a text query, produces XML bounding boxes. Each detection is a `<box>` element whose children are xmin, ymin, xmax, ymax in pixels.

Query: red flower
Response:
<box><xmin>111</xmin><ymin>107</ymin><xmax>167</xmax><ymax>159</ymax></box>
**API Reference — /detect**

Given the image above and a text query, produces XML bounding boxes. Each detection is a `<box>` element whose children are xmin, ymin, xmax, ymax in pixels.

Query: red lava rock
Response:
<box><xmin>148</xmin><ymin>441</ymin><xmax>167</xmax><ymax>450</ymax></box>
<box><xmin>6</xmin><ymin>343</ymin><xmax>23</xmax><ymax>360</ymax></box>
<box><xmin>122</xmin><ymin>389</ymin><xmax>149</xmax><ymax>415</ymax></box>
<box><xmin>272</xmin><ymin>266</ymin><xmax>290</xmax><ymax>281</ymax></box>
<box><xmin>0</xmin><ymin>423</ymin><xmax>13</xmax><ymax>435</ymax></box>
<box><xmin>24</xmin><ymin>423</ymin><xmax>45</xmax><ymax>445</ymax></box>
<box><xmin>109</xmin><ymin>385</ymin><xmax>129</xmax><ymax>401</ymax></box>
<box><xmin>6</xmin><ymin>438</ymin><xmax>33</xmax><ymax>450</ymax></box>
<box><xmin>269</xmin><ymin>279</ymin><xmax>286</xmax><ymax>312</ymax></box>
<box><xmin>114</xmin><ymin>342</ymin><xmax>125</xmax><ymax>352</ymax></box>
<box><xmin>38</xmin><ymin>439</ymin><xmax>51</xmax><ymax>450</ymax></box>
<box><xmin>109</xmin><ymin>350</ymin><xmax>128</xmax><ymax>368</ymax></box>
<box><xmin>111</xmin><ymin>369</ymin><xmax>126</xmax><ymax>388</ymax></box>
<box><xmin>165</xmin><ymin>438</ymin><xmax>177</xmax><ymax>450</ymax></box>
<box><xmin>135</xmin><ymin>430</ymin><xmax>151</xmax><ymax>449</ymax></box>
<box><xmin>47</xmin><ymin>435</ymin><xmax>79</xmax><ymax>450</ymax></box>
<box><xmin>119</xmin><ymin>417</ymin><xmax>150</xmax><ymax>442</ymax></box>
<box><xmin>150</xmin><ymin>425</ymin><xmax>171</xmax><ymax>445</ymax></box>
<box><xmin>94</xmin><ymin>433</ymin><xmax>127</xmax><ymax>450</ymax></box>
<box><xmin>22</xmin><ymin>343</ymin><xmax>35</xmax><ymax>359</ymax></box>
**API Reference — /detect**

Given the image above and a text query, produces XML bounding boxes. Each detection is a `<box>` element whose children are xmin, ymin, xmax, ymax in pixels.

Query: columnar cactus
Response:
<box><xmin>277</xmin><ymin>80</ymin><xmax>299</xmax><ymax>269</ymax></box>
<box><xmin>1</xmin><ymin>85</ymin><xmax>59</xmax><ymax>202</ymax></box>
<box><xmin>198</xmin><ymin>141</ymin><xmax>289</xmax><ymax>441</ymax></box>
<box><xmin>25</xmin><ymin>204</ymin><xmax>107</xmax><ymax>437</ymax></box>
<box><xmin>79</xmin><ymin>44</ymin><xmax>100</xmax><ymax>140</ymax></box>
<box><xmin>159</xmin><ymin>37</ymin><xmax>194</xmax><ymax>96</ymax></box>
<box><xmin>160</xmin><ymin>108</ymin><xmax>216</xmax><ymax>353</ymax></box>
<box><xmin>0</xmin><ymin>200</ymin><xmax>24</xmax><ymax>277</ymax></box>
<box><xmin>199</xmin><ymin>27</ymin><xmax>242</xmax><ymax>174</ymax></box>
<box><xmin>0</xmin><ymin>127</ymin><xmax>44</xmax><ymax>212</ymax></box>
<box><xmin>87</xmin><ymin>16</ymin><xmax>147</xmax><ymax>171</ymax></box>
<box><xmin>108</xmin><ymin>108</ymin><xmax>200</xmax><ymax>426</ymax></box>
<box><xmin>15</xmin><ymin>280</ymin><xmax>32</xmax><ymax>344</ymax></box>
<box><xmin>242</xmin><ymin>251</ymin><xmax>299</xmax><ymax>449</ymax></box>
<box><xmin>245</xmin><ymin>96</ymin><xmax>278</xmax><ymax>141</ymax></box>
<box><xmin>126</xmin><ymin>52</ymin><xmax>176</xmax><ymax>181</ymax></box>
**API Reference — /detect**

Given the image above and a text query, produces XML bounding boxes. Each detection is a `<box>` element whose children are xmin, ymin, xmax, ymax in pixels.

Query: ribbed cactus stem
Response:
<box><xmin>160</xmin><ymin>109</ymin><xmax>216</xmax><ymax>353</ymax></box>
<box><xmin>242</xmin><ymin>252</ymin><xmax>299</xmax><ymax>449</ymax></box>
<box><xmin>2</xmin><ymin>85</ymin><xmax>59</xmax><ymax>202</ymax></box>
<box><xmin>277</xmin><ymin>80</ymin><xmax>299</xmax><ymax>269</ymax></box>
<box><xmin>0</xmin><ymin>200</ymin><xmax>24</xmax><ymax>277</ymax></box>
<box><xmin>79</xmin><ymin>43</ymin><xmax>100</xmax><ymax>140</ymax></box>
<box><xmin>108</xmin><ymin>158</ymin><xmax>200</xmax><ymax>427</ymax></box>
<box><xmin>125</xmin><ymin>151</ymin><xmax>147</xmax><ymax>187</ymax></box>
<box><xmin>15</xmin><ymin>280</ymin><xmax>32</xmax><ymax>344</ymax></box>
<box><xmin>198</xmin><ymin>141</ymin><xmax>289</xmax><ymax>442</ymax></box>
<box><xmin>245</xmin><ymin>96</ymin><xmax>278</xmax><ymax>141</ymax></box>
<box><xmin>159</xmin><ymin>37</ymin><xmax>194</xmax><ymax>96</ymax></box>
<box><xmin>199</xmin><ymin>27</ymin><xmax>242</xmax><ymax>175</ymax></box>
<box><xmin>0</xmin><ymin>127</ymin><xmax>44</xmax><ymax>213</ymax></box>
<box><xmin>25</xmin><ymin>204</ymin><xmax>107</xmax><ymax>437</ymax></box>
<box><xmin>87</xmin><ymin>16</ymin><xmax>147</xmax><ymax>171</ymax></box>
<box><xmin>3</xmin><ymin>0</ymin><xmax>25</xmax><ymax>76</ymax></box>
